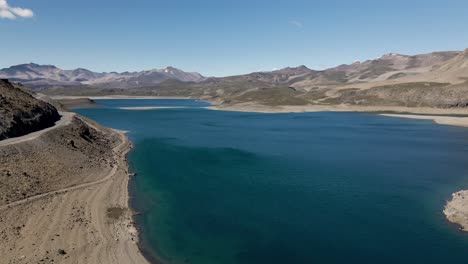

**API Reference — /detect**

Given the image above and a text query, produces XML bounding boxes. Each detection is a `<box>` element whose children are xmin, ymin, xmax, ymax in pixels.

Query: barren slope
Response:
<box><xmin>0</xmin><ymin>79</ymin><xmax>61</xmax><ymax>140</ymax></box>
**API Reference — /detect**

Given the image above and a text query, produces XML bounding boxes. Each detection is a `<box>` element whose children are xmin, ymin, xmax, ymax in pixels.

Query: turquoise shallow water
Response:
<box><xmin>77</xmin><ymin>99</ymin><xmax>468</xmax><ymax>264</ymax></box>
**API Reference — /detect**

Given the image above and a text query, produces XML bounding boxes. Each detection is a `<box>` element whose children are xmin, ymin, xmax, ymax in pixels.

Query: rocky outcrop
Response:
<box><xmin>0</xmin><ymin>79</ymin><xmax>61</xmax><ymax>140</ymax></box>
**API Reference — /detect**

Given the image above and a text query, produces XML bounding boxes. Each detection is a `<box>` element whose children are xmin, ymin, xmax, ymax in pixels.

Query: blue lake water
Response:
<box><xmin>76</xmin><ymin>99</ymin><xmax>468</xmax><ymax>264</ymax></box>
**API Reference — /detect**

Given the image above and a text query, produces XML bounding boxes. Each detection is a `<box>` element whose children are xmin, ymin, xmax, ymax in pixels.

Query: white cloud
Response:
<box><xmin>289</xmin><ymin>21</ymin><xmax>303</xmax><ymax>28</ymax></box>
<box><xmin>0</xmin><ymin>9</ymin><xmax>15</xmax><ymax>19</ymax></box>
<box><xmin>11</xmin><ymin>7</ymin><xmax>33</xmax><ymax>17</ymax></box>
<box><xmin>0</xmin><ymin>0</ymin><xmax>34</xmax><ymax>19</ymax></box>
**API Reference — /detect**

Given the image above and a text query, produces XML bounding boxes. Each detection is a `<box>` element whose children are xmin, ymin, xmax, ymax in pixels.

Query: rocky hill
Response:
<box><xmin>0</xmin><ymin>81</ymin><xmax>144</xmax><ymax>264</ymax></box>
<box><xmin>290</xmin><ymin>51</ymin><xmax>460</xmax><ymax>90</ymax></box>
<box><xmin>0</xmin><ymin>79</ymin><xmax>60</xmax><ymax>140</ymax></box>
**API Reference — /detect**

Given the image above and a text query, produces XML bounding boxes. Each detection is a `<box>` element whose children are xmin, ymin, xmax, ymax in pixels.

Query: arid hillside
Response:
<box><xmin>0</xmin><ymin>79</ymin><xmax>60</xmax><ymax>140</ymax></box>
<box><xmin>0</xmin><ymin>80</ymin><xmax>147</xmax><ymax>264</ymax></box>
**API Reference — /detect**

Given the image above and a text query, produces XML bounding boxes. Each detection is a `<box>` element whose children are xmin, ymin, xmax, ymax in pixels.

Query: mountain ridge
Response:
<box><xmin>0</xmin><ymin>64</ymin><xmax>206</xmax><ymax>89</ymax></box>
<box><xmin>0</xmin><ymin>79</ymin><xmax>61</xmax><ymax>140</ymax></box>
<box><xmin>2</xmin><ymin>49</ymin><xmax>468</xmax><ymax>109</ymax></box>
<box><xmin>1</xmin><ymin>50</ymin><xmax>462</xmax><ymax>90</ymax></box>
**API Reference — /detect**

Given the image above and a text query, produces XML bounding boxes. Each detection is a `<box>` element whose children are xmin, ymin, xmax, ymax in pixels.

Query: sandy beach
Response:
<box><xmin>0</xmin><ymin>114</ymin><xmax>149</xmax><ymax>264</ymax></box>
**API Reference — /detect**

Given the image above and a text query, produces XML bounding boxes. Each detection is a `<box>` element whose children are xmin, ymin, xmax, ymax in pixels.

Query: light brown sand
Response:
<box><xmin>381</xmin><ymin>114</ymin><xmax>468</xmax><ymax>128</ymax></box>
<box><xmin>209</xmin><ymin>102</ymin><xmax>468</xmax><ymax>115</ymax></box>
<box><xmin>119</xmin><ymin>106</ymin><xmax>189</xmax><ymax>110</ymax></box>
<box><xmin>212</xmin><ymin>103</ymin><xmax>468</xmax><ymax>127</ymax></box>
<box><xmin>51</xmin><ymin>95</ymin><xmax>191</xmax><ymax>100</ymax></box>
<box><xmin>0</xmin><ymin>119</ymin><xmax>149</xmax><ymax>264</ymax></box>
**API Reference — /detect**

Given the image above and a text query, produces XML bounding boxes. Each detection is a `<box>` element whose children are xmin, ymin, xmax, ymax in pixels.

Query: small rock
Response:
<box><xmin>57</xmin><ymin>249</ymin><xmax>67</xmax><ymax>255</ymax></box>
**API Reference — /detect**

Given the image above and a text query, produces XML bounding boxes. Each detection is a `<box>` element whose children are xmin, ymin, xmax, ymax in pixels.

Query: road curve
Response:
<box><xmin>0</xmin><ymin>122</ymin><xmax>129</xmax><ymax>211</ymax></box>
<box><xmin>0</xmin><ymin>111</ymin><xmax>75</xmax><ymax>147</ymax></box>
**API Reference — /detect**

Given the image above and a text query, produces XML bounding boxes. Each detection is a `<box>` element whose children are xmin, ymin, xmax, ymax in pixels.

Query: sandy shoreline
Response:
<box><xmin>380</xmin><ymin>114</ymin><xmax>468</xmax><ymax>127</ymax></box>
<box><xmin>0</xmin><ymin>115</ymin><xmax>149</xmax><ymax>264</ymax></box>
<box><xmin>51</xmin><ymin>95</ymin><xmax>193</xmax><ymax>100</ymax></box>
<box><xmin>209</xmin><ymin>103</ymin><xmax>468</xmax><ymax>127</ymax></box>
<box><xmin>120</xmin><ymin>106</ymin><xmax>190</xmax><ymax>110</ymax></box>
<box><xmin>210</xmin><ymin>102</ymin><xmax>468</xmax><ymax>114</ymax></box>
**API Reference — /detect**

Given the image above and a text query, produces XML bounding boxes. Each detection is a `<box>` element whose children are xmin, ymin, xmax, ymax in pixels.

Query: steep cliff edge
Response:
<box><xmin>0</xmin><ymin>79</ymin><xmax>60</xmax><ymax>140</ymax></box>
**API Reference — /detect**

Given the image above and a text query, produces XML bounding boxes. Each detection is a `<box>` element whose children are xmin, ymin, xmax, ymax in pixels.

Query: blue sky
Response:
<box><xmin>1</xmin><ymin>0</ymin><xmax>468</xmax><ymax>76</ymax></box>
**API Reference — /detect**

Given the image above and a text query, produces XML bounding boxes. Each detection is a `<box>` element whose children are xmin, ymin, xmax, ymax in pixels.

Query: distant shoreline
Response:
<box><xmin>120</xmin><ymin>106</ymin><xmax>190</xmax><ymax>110</ymax></box>
<box><xmin>54</xmin><ymin>95</ymin><xmax>468</xmax><ymax>118</ymax></box>
<box><xmin>209</xmin><ymin>103</ymin><xmax>468</xmax><ymax>127</ymax></box>
<box><xmin>209</xmin><ymin>103</ymin><xmax>468</xmax><ymax>115</ymax></box>
<box><xmin>380</xmin><ymin>114</ymin><xmax>468</xmax><ymax>128</ymax></box>
<box><xmin>59</xmin><ymin>95</ymin><xmax>468</xmax><ymax>127</ymax></box>
<box><xmin>51</xmin><ymin>95</ymin><xmax>194</xmax><ymax>100</ymax></box>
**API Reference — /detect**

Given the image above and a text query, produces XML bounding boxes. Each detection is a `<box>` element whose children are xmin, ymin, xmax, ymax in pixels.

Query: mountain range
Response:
<box><xmin>0</xmin><ymin>64</ymin><xmax>205</xmax><ymax>89</ymax></box>
<box><xmin>1</xmin><ymin>48</ymin><xmax>468</xmax><ymax>108</ymax></box>
<box><xmin>2</xmin><ymin>50</ymin><xmax>467</xmax><ymax>91</ymax></box>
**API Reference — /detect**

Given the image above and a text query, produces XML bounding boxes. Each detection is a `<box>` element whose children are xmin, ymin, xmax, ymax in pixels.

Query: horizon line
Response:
<box><xmin>2</xmin><ymin>48</ymin><xmax>466</xmax><ymax>78</ymax></box>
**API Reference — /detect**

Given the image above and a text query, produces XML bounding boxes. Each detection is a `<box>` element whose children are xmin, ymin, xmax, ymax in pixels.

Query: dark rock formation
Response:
<box><xmin>0</xmin><ymin>79</ymin><xmax>61</xmax><ymax>140</ymax></box>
